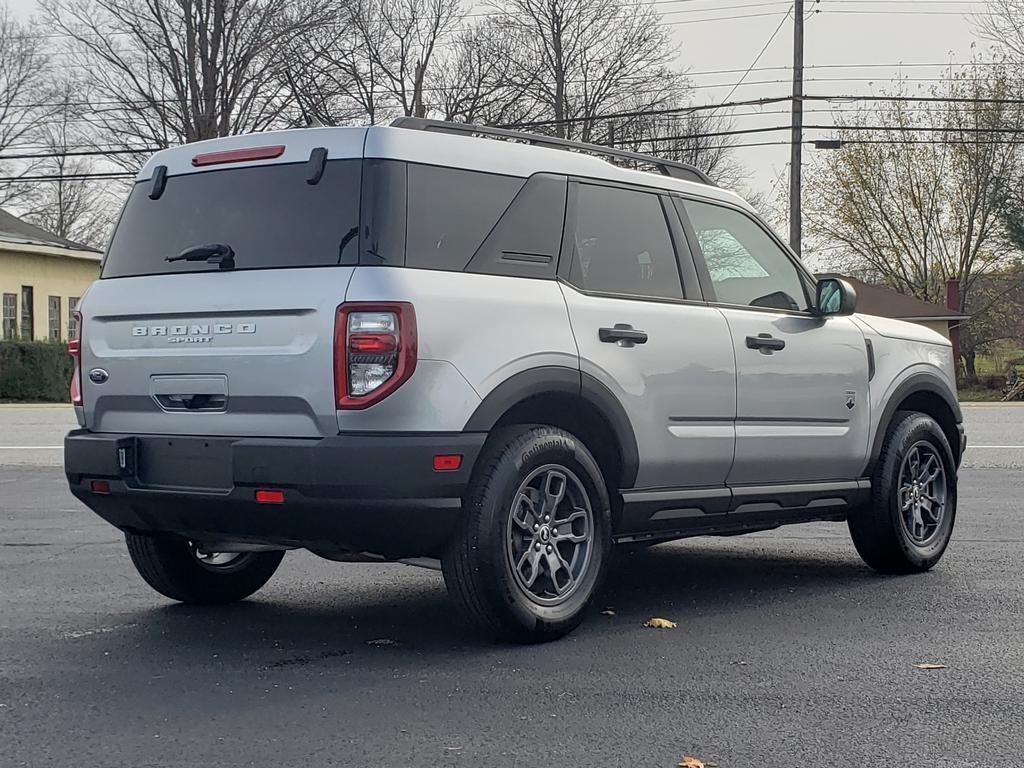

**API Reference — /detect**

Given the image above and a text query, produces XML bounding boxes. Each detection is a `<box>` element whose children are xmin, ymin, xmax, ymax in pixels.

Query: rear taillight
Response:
<box><xmin>69</xmin><ymin>310</ymin><xmax>82</xmax><ymax>406</ymax></box>
<box><xmin>334</xmin><ymin>303</ymin><xmax>416</xmax><ymax>409</ymax></box>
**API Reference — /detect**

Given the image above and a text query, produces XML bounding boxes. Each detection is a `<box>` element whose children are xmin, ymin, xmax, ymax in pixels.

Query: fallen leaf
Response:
<box><xmin>678</xmin><ymin>757</ymin><xmax>705</xmax><ymax>768</ymax></box>
<box><xmin>644</xmin><ymin>617</ymin><xmax>677</xmax><ymax>629</ymax></box>
<box><xmin>913</xmin><ymin>663</ymin><xmax>947</xmax><ymax>670</ymax></box>
<box><xmin>602</xmin><ymin>609</ymin><xmax>616</xmax><ymax>616</ymax></box>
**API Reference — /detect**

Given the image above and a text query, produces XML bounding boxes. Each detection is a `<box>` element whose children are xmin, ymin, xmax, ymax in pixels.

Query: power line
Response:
<box><xmin>721</xmin><ymin>4</ymin><xmax>794</xmax><ymax>104</ymax></box>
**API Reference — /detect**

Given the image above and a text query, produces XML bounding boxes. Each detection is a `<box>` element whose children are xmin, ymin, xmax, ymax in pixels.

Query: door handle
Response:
<box><xmin>599</xmin><ymin>324</ymin><xmax>648</xmax><ymax>346</ymax></box>
<box><xmin>745</xmin><ymin>333</ymin><xmax>786</xmax><ymax>353</ymax></box>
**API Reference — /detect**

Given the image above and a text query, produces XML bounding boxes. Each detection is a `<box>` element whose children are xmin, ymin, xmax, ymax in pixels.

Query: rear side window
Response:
<box><xmin>405</xmin><ymin>165</ymin><xmax>524</xmax><ymax>271</ymax></box>
<box><xmin>102</xmin><ymin>159</ymin><xmax>361</xmax><ymax>278</ymax></box>
<box><xmin>568</xmin><ymin>184</ymin><xmax>683</xmax><ymax>300</ymax></box>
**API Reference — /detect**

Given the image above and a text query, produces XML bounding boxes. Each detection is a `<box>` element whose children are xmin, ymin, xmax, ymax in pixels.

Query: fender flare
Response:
<box><xmin>866</xmin><ymin>370</ymin><xmax>963</xmax><ymax>474</ymax></box>
<box><xmin>463</xmin><ymin>366</ymin><xmax>640</xmax><ymax>488</ymax></box>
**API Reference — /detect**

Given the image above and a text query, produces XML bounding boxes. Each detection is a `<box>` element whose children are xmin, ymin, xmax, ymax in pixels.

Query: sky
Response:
<box><xmin>669</xmin><ymin>0</ymin><xmax>985</xmax><ymax>197</ymax></box>
<box><xmin>6</xmin><ymin>0</ymin><xmax>987</xmax><ymax>197</ymax></box>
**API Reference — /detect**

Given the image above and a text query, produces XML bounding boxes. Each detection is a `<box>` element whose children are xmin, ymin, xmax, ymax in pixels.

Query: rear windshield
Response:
<box><xmin>102</xmin><ymin>159</ymin><xmax>361</xmax><ymax>278</ymax></box>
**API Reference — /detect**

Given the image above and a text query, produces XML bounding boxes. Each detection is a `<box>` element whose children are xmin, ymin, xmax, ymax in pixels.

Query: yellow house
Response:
<box><xmin>0</xmin><ymin>209</ymin><xmax>101</xmax><ymax>342</ymax></box>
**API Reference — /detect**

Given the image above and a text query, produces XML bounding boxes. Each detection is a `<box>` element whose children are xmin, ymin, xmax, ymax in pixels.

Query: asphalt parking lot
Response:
<box><xmin>2</xmin><ymin>404</ymin><xmax>1023</xmax><ymax>767</ymax></box>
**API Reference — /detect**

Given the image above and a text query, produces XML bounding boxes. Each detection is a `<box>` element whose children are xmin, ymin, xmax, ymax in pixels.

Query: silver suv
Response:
<box><xmin>64</xmin><ymin>119</ymin><xmax>965</xmax><ymax>642</ymax></box>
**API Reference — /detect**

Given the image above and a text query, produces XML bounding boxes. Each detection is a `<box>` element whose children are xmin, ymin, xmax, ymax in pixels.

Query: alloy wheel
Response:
<box><xmin>505</xmin><ymin>464</ymin><xmax>595</xmax><ymax>606</ymax></box>
<box><xmin>897</xmin><ymin>441</ymin><xmax>948</xmax><ymax>546</ymax></box>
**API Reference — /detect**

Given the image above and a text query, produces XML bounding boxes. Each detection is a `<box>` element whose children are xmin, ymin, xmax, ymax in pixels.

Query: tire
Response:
<box><xmin>442</xmin><ymin>425</ymin><xmax>612</xmax><ymax>643</ymax></box>
<box><xmin>125</xmin><ymin>532</ymin><xmax>285</xmax><ymax>604</ymax></box>
<box><xmin>849</xmin><ymin>411</ymin><xmax>957</xmax><ymax>574</ymax></box>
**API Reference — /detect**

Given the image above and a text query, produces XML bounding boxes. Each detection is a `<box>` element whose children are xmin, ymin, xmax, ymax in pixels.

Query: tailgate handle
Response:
<box><xmin>155</xmin><ymin>393</ymin><xmax>227</xmax><ymax>411</ymax></box>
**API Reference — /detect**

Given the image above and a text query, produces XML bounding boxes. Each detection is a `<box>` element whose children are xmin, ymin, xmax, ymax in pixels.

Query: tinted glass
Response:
<box><xmin>569</xmin><ymin>184</ymin><xmax>683</xmax><ymax>300</ymax></box>
<box><xmin>466</xmin><ymin>173</ymin><xmax>566</xmax><ymax>279</ymax></box>
<box><xmin>406</xmin><ymin>165</ymin><xmax>524</xmax><ymax>271</ymax></box>
<box><xmin>102</xmin><ymin>160</ymin><xmax>361</xmax><ymax>278</ymax></box>
<box><xmin>684</xmin><ymin>199</ymin><xmax>810</xmax><ymax>311</ymax></box>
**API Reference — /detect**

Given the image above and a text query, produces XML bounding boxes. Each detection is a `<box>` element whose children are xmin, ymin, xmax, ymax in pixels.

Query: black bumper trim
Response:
<box><xmin>65</xmin><ymin>430</ymin><xmax>486</xmax><ymax>558</ymax></box>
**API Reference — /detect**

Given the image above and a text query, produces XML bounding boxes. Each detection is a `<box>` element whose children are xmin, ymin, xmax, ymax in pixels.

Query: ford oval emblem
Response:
<box><xmin>88</xmin><ymin>368</ymin><xmax>109</xmax><ymax>384</ymax></box>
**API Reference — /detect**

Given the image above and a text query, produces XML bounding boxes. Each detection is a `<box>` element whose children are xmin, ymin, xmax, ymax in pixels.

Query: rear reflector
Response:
<box><xmin>255</xmin><ymin>489</ymin><xmax>285</xmax><ymax>504</ymax></box>
<box><xmin>90</xmin><ymin>480</ymin><xmax>111</xmax><ymax>495</ymax></box>
<box><xmin>192</xmin><ymin>145</ymin><xmax>285</xmax><ymax>167</ymax></box>
<box><xmin>432</xmin><ymin>455</ymin><xmax>462</xmax><ymax>472</ymax></box>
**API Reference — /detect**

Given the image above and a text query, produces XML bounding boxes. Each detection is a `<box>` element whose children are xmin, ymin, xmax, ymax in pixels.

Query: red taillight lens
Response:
<box><xmin>69</xmin><ymin>310</ymin><xmax>82</xmax><ymax>406</ymax></box>
<box><xmin>335</xmin><ymin>303</ymin><xmax>417</xmax><ymax>410</ymax></box>
<box><xmin>255</xmin><ymin>489</ymin><xmax>285</xmax><ymax>504</ymax></box>
<box><xmin>90</xmin><ymin>479</ymin><xmax>110</xmax><ymax>495</ymax></box>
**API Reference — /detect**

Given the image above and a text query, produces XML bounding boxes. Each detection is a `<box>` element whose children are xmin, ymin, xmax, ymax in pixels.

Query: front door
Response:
<box><xmin>680</xmin><ymin>197</ymin><xmax>871</xmax><ymax>486</ymax></box>
<box><xmin>559</xmin><ymin>182</ymin><xmax>736</xmax><ymax>492</ymax></box>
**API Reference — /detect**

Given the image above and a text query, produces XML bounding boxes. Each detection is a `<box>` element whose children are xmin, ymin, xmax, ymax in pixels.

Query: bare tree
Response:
<box><xmin>18</xmin><ymin>83</ymin><xmax>118</xmax><ymax>248</ymax></box>
<box><xmin>611</xmin><ymin>107</ymin><xmax>746</xmax><ymax>188</ymax></box>
<box><xmin>430</xmin><ymin>20</ymin><xmax>542</xmax><ymax>126</ymax></box>
<box><xmin>487</xmin><ymin>0</ymin><xmax>685</xmax><ymax>141</ymax></box>
<box><xmin>805</xmin><ymin>65</ymin><xmax>1024</xmax><ymax>373</ymax></box>
<box><xmin>974</xmin><ymin>0</ymin><xmax>1024</xmax><ymax>62</ymax></box>
<box><xmin>293</xmin><ymin>0</ymin><xmax>459</xmax><ymax>125</ymax></box>
<box><xmin>0</xmin><ymin>3</ymin><xmax>51</xmax><ymax>205</ymax></box>
<box><xmin>40</xmin><ymin>0</ymin><xmax>336</xmax><ymax>166</ymax></box>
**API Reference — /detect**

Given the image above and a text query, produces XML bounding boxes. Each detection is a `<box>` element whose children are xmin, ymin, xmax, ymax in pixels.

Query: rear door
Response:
<box><xmin>679</xmin><ymin>198</ymin><xmax>870</xmax><ymax>486</ymax></box>
<box><xmin>80</xmin><ymin>149</ymin><xmax>364</xmax><ymax>438</ymax></box>
<box><xmin>559</xmin><ymin>181</ymin><xmax>736</xmax><ymax>494</ymax></box>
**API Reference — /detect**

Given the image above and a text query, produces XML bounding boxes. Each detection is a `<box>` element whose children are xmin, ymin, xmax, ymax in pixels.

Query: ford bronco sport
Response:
<box><xmin>64</xmin><ymin>118</ymin><xmax>965</xmax><ymax>642</ymax></box>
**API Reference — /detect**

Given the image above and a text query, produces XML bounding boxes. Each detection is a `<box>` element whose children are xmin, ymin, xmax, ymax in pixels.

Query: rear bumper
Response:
<box><xmin>65</xmin><ymin>430</ymin><xmax>486</xmax><ymax>558</ymax></box>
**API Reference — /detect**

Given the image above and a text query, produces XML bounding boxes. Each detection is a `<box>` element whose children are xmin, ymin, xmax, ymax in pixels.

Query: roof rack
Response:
<box><xmin>389</xmin><ymin>117</ymin><xmax>716</xmax><ymax>187</ymax></box>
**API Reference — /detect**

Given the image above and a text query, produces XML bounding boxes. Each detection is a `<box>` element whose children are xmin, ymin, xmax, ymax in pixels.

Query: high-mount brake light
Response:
<box><xmin>69</xmin><ymin>310</ymin><xmax>83</xmax><ymax>406</ymax></box>
<box><xmin>334</xmin><ymin>303</ymin><xmax>417</xmax><ymax>410</ymax></box>
<box><xmin>191</xmin><ymin>145</ymin><xmax>285</xmax><ymax>167</ymax></box>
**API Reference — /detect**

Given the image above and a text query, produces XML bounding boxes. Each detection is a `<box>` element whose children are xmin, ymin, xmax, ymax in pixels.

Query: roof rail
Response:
<box><xmin>389</xmin><ymin>117</ymin><xmax>716</xmax><ymax>187</ymax></box>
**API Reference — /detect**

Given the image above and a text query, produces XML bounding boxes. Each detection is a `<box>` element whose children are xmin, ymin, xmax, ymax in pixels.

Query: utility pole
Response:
<box><xmin>789</xmin><ymin>0</ymin><xmax>804</xmax><ymax>255</ymax></box>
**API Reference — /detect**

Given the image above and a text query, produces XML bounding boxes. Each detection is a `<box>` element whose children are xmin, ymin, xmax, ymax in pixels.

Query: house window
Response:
<box><xmin>20</xmin><ymin>286</ymin><xmax>33</xmax><ymax>340</ymax></box>
<box><xmin>48</xmin><ymin>296</ymin><xmax>61</xmax><ymax>341</ymax></box>
<box><xmin>68</xmin><ymin>297</ymin><xmax>80</xmax><ymax>339</ymax></box>
<box><xmin>2</xmin><ymin>293</ymin><xmax>15</xmax><ymax>340</ymax></box>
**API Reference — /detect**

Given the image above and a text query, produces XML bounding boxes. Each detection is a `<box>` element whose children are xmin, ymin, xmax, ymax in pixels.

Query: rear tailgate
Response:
<box><xmin>80</xmin><ymin>268</ymin><xmax>352</xmax><ymax>437</ymax></box>
<box><xmin>79</xmin><ymin>130</ymin><xmax>365</xmax><ymax>438</ymax></box>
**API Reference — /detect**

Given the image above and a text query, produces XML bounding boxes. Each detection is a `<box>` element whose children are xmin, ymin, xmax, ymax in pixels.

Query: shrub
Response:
<box><xmin>0</xmin><ymin>341</ymin><xmax>74</xmax><ymax>402</ymax></box>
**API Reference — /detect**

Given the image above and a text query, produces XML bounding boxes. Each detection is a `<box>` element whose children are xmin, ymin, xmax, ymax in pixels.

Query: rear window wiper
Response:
<box><xmin>166</xmin><ymin>243</ymin><xmax>236</xmax><ymax>270</ymax></box>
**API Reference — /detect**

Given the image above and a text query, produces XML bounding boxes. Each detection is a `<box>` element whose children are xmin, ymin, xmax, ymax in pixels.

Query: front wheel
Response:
<box><xmin>442</xmin><ymin>426</ymin><xmax>612</xmax><ymax>643</ymax></box>
<box><xmin>125</xmin><ymin>532</ymin><xmax>285</xmax><ymax>604</ymax></box>
<box><xmin>849</xmin><ymin>411</ymin><xmax>957</xmax><ymax>574</ymax></box>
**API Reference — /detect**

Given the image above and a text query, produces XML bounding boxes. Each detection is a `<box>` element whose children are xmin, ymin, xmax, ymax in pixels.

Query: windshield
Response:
<box><xmin>102</xmin><ymin>159</ymin><xmax>361</xmax><ymax>278</ymax></box>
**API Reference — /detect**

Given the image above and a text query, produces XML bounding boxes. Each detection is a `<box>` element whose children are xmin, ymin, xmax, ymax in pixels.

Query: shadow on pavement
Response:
<box><xmin>102</xmin><ymin>541</ymin><xmax>886</xmax><ymax>667</ymax></box>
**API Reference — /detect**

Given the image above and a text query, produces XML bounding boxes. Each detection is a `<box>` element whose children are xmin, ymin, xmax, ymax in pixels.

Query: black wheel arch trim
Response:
<box><xmin>866</xmin><ymin>371</ymin><xmax>963</xmax><ymax>474</ymax></box>
<box><xmin>463</xmin><ymin>365</ymin><xmax>641</xmax><ymax>489</ymax></box>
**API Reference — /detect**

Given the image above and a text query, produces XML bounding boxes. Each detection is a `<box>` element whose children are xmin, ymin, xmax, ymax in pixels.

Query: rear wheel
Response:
<box><xmin>442</xmin><ymin>426</ymin><xmax>611</xmax><ymax>643</ymax></box>
<box><xmin>849</xmin><ymin>411</ymin><xmax>957</xmax><ymax>574</ymax></box>
<box><xmin>125</xmin><ymin>532</ymin><xmax>285</xmax><ymax>604</ymax></box>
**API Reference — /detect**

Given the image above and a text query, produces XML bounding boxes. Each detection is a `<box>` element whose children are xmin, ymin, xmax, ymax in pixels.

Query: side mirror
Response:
<box><xmin>816</xmin><ymin>277</ymin><xmax>857</xmax><ymax>316</ymax></box>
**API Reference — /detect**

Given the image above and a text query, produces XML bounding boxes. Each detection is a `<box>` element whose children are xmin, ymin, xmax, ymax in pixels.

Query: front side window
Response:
<box><xmin>569</xmin><ymin>184</ymin><xmax>683</xmax><ymax>300</ymax></box>
<box><xmin>2</xmin><ymin>293</ymin><xmax>15</xmax><ymax>340</ymax></box>
<box><xmin>684</xmin><ymin>199</ymin><xmax>810</xmax><ymax>312</ymax></box>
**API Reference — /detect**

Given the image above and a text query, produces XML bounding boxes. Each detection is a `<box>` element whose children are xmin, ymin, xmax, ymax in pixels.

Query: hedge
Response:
<box><xmin>0</xmin><ymin>341</ymin><xmax>74</xmax><ymax>402</ymax></box>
